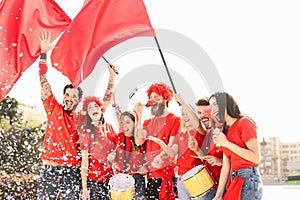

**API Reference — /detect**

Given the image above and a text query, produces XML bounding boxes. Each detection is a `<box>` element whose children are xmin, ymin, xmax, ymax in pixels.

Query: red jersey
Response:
<box><xmin>223</xmin><ymin>117</ymin><xmax>258</xmax><ymax>170</ymax></box>
<box><xmin>40</xmin><ymin>94</ymin><xmax>81</xmax><ymax>168</ymax></box>
<box><xmin>174</xmin><ymin>129</ymin><xmax>204</xmax><ymax>175</ymax></box>
<box><xmin>201</xmin><ymin>130</ymin><xmax>223</xmax><ymax>189</ymax></box>
<box><xmin>114</xmin><ymin>132</ymin><xmax>146</xmax><ymax>174</ymax></box>
<box><xmin>79</xmin><ymin>123</ymin><xmax>116</xmax><ymax>182</ymax></box>
<box><xmin>143</xmin><ymin>113</ymin><xmax>181</xmax><ymax>178</ymax></box>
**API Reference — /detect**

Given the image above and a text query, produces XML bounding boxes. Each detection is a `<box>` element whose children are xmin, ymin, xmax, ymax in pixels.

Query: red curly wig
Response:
<box><xmin>82</xmin><ymin>96</ymin><xmax>105</xmax><ymax>113</ymax></box>
<box><xmin>146</xmin><ymin>82</ymin><xmax>174</xmax><ymax>102</ymax></box>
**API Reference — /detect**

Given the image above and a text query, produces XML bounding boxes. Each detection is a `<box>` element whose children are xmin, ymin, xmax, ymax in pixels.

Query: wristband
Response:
<box><xmin>39</xmin><ymin>63</ymin><xmax>48</xmax><ymax>75</ymax></box>
<box><xmin>40</xmin><ymin>53</ymin><xmax>47</xmax><ymax>59</ymax></box>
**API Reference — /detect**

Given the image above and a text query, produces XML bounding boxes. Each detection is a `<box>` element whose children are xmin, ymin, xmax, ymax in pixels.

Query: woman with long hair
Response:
<box><xmin>210</xmin><ymin>92</ymin><xmax>263</xmax><ymax>200</ymax></box>
<box><xmin>78</xmin><ymin>96</ymin><xmax>117</xmax><ymax>199</ymax></box>
<box><xmin>108</xmin><ymin>111</ymin><xmax>147</xmax><ymax>200</ymax></box>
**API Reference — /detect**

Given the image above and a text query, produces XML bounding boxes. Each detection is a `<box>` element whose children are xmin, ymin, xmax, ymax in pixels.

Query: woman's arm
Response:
<box><xmin>133</xmin><ymin>102</ymin><xmax>147</xmax><ymax>146</ymax></box>
<box><xmin>102</xmin><ymin>65</ymin><xmax>118</xmax><ymax>109</ymax></box>
<box><xmin>223</xmin><ymin>137</ymin><xmax>260</xmax><ymax>164</ymax></box>
<box><xmin>148</xmin><ymin>136</ymin><xmax>178</xmax><ymax>158</ymax></box>
<box><xmin>174</xmin><ymin>94</ymin><xmax>206</xmax><ymax>134</ymax></box>
<box><xmin>81</xmin><ymin>150</ymin><xmax>89</xmax><ymax>199</ymax></box>
<box><xmin>213</xmin><ymin>129</ymin><xmax>261</xmax><ymax>164</ymax></box>
<box><xmin>213</xmin><ymin>153</ymin><xmax>231</xmax><ymax>200</ymax></box>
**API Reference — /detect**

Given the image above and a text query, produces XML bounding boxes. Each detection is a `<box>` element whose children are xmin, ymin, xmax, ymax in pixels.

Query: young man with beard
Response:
<box><xmin>134</xmin><ymin>82</ymin><xmax>181</xmax><ymax>200</ymax></box>
<box><xmin>193</xmin><ymin>98</ymin><xmax>223</xmax><ymax>200</ymax></box>
<box><xmin>37</xmin><ymin>31</ymin><xmax>83</xmax><ymax>200</ymax></box>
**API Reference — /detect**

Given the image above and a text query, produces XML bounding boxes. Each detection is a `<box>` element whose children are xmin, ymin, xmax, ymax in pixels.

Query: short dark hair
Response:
<box><xmin>195</xmin><ymin>98</ymin><xmax>209</xmax><ymax>106</ymax></box>
<box><xmin>63</xmin><ymin>84</ymin><xmax>83</xmax><ymax>99</ymax></box>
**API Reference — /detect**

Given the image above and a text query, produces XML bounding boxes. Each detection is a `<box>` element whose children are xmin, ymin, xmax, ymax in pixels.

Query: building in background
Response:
<box><xmin>260</xmin><ymin>137</ymin><xmax>300</xmax><ymax>184</ymax></box>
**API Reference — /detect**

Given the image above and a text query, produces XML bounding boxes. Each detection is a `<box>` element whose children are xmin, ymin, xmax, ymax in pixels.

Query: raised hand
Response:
<box><xmin>38</xmin><ymin>30</ymin><xmax>52</xmax><ymax>53</ymax></box>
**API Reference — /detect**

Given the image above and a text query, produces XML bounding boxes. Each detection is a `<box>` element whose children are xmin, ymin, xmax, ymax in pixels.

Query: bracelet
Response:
<box><xmin>40</xmin><ymin>53</ymin><xmax>47</xmax><ymax>59</ymax></box>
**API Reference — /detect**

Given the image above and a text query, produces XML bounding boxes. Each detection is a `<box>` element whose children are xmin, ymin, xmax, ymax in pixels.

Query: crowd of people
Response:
<box><xmin>36</xmin><ymin>31</ymin><xmax>263</xmax><ymax>200</ymax></box>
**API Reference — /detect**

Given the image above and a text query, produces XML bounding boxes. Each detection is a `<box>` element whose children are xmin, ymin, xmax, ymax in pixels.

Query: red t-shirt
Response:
<box><xmin>40</xmin><ymin>94</ymin><xmax>81</xmax><ymax>168</ymax></box>
<box><xmin>223</xmin><ymin>117</ymin><xmax>258</xmax><ymax>170</ymax></box>
<box><xmin>201</xmin><ymin>130</ymin><xmax>223</xmax><ymax>189</ymax></box>
<box><xmin>143</xmin><ymin>113</ymin><xmax>181</xmax><ymax>178</ymax></box>
<box><xmin>79</xmin><ymin>123</ymin><xmax>116</xmax><ymax>182</ymax></box>
<box><xmin>114</xmin><ymin>132</ymin><xmax>146</xmax><ymax>174</ymax></box>
<box><xmin>174</xmin><ymin>129</ymin><xmax>204</xmax><ymax>175</ymax></box>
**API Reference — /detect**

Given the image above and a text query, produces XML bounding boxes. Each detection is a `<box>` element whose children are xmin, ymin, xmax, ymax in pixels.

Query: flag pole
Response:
<box><xmin>102</xmin><ymin>56</ymin><xmax>119</xmax><ymax>75</ymax></box>
<box><xmin>154</xmin><ymin>37</ymin><xmax>181</xmax><ymax>106</ymax></box>
<box><xmin>154</xmin><ymin>37</ymin><xmax>177</xmax><ymax>93</ymax></box>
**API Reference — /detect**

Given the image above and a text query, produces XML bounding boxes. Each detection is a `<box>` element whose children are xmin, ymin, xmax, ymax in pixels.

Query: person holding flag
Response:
<box><xmin>134</xmin><ymin>82</ymin><xmax>181</xmax><ymax>200</ymax></box>
<box><xmin>37</xmin><ymin>31</ymin><xmax>83</xmax><ymax>200</ymax></box>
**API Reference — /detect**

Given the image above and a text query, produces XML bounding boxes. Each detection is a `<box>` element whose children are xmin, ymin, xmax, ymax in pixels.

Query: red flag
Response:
<box><xmin>51</xmin><ymin>0</ymin><xmax>156</xmax><ymax>86</ymax></box>
<box><xmin>0</xmin><ymin>0</ymin><xmax>71</xmax><ymax>101</ymax></box>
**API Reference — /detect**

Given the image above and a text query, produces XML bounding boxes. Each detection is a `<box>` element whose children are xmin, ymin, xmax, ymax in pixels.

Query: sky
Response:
<box><xmin>8</xmin><ymin>0</ymin><xmax>300</xmax><ymax>142</ymax></box>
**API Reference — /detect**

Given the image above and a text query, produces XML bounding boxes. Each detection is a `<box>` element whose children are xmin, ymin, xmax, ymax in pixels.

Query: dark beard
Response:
<box><xmin>63</xmin><ymin>103</ymin><xmax>77</xmax><ymax>113</ymax></box>
<box><xmin>151</xmin><ymin>103</ymin><xmax>165</xmax><ymax>117</ymax></box>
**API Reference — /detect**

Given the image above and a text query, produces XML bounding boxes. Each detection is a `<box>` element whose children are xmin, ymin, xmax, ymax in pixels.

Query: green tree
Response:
<box><xmin>0</xmin><ymin>96</ymin><xmax>45</xmax><ymax>199</ymax></box>
<box><xmin>0</xmin><ymin>96</ymin><xmax>45</xmax><ymax>174</ymax></box>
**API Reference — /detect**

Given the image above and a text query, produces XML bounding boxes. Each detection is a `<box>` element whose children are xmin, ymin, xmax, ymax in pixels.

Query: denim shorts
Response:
<box><xmin>231</xmin><ymin>167</ymin><xmax>263</xmax><ymax>200</ymax></box>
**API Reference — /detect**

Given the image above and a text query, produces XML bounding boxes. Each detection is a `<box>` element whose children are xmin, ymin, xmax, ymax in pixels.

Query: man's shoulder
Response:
<box><xmin>166</xmin><ymin>112</ymin><xmax>180</xmax><ymax>120</ymax></box>
<box><xmin>43</xmin><ymin>94</ymin><xmax>63</xmax><ymax>111</ymax></box>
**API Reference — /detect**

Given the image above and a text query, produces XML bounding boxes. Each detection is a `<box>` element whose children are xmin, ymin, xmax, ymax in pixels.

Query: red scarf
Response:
<box><xmin>223</xmin><ymin>176</ymin><xmax>245</xmax><ymax>200</ymax></box>
<box><xmin>159</xmin><ymin>176</ymin><xmax>175</xmax><ymax>200</ymax></box>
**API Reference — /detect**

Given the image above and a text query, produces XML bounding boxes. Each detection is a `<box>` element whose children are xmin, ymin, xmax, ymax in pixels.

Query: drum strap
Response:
<box><xmin>204</xmin><ymin>130</ymin><xmax>212</xmax><ymax>155</ymax></box>
<box><xmin>123</xmin><ymin>135</ymin><xmax>133</xmax><ymax>173</ymax></box>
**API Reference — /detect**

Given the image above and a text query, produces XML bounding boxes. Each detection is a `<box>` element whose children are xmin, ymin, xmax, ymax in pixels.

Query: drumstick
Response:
<box><xmin>189</xmin><ymin>155</ymin><xmax>206</xmax><ymax>160</ymax></box>
<box><xmin>113</xmin><ymin>141</ymin><xmax>120</xmax><ymax>152</ymax></box>
<box><xmin>142</xmin><ymin>161</ymin><xmax>150</xmax><ymax>167</ymax></box>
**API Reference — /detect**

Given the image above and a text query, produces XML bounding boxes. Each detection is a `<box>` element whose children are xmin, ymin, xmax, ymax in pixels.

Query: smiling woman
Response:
<box><xmin>6</xmin><ymin>0</ymin><xmax>300</xmax><ymax>151</ymax></box>
<box><xmin>77</xmin><ymin>96</ymin><xmax>117</xmax><ymax>199</ymax></box>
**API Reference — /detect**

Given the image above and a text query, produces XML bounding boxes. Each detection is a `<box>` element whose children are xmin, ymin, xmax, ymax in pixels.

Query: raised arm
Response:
<box><xmin>38</xmin><ymin>31</ymin><xmax>53</xmax><ymax>100</ymax></box>
<box><xmin>112</xmin><ymin>91</ymin><xmax>122</xmax><ymax>126</ymax></box>
<box><xmin>133</xmin><ymin>102</ymin><xmax>147</xmax><ymax>146</ymax></box>
<box><xmin>174</xmin><ymin>94</ymin><xmax>206</xmax><ymax>134</ymax></box>
<box><xmin>102</xmin><ymin>65</ymin><xmax>118</xmax><ymax>109</ymax></box>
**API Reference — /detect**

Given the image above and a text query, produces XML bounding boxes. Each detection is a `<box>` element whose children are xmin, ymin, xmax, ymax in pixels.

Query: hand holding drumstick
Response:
<box><xmin>189</xmin><ymin>155</ymin><xmax>222</xmax><ymax>166</ymax></box>
<box><xmin>187</xmin><ymin>130</ymin><xmax>207</xmax><ymax>159</ymax></box>
<box><xmin>187</xmin><ymin>131</ymin><xmax>199</xmax><ymax>152</ymax></box>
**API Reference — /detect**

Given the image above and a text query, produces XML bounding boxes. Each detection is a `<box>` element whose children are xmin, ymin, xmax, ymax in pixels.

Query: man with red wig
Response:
<box><xmin>134</xmin><ymin>82</ymin><xmax>181</xmax><ymax>200</ymax></box>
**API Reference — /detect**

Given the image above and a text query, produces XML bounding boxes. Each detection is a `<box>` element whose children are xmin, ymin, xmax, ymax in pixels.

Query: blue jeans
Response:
<box><xmin>177</xmin><ymin>179</ymin><xmax>216</xmax><ymax>200</ymax></box>
<box><xmin>231</xmin><ymin>167</ymin><xmax>263</xmax><ymax>200</ymax></box>
<box><xmin>37</xmin><ymin>164</ymin><xmax>81</xmax><ymax>200</ymax></box>
<box><xmin>133</xmin><ymin>174</ymin><xmax>146</xmax><ymax>200</ymax></box>
<box><xmin>88</xmin><ymin>180</ymin><xmax>111</xmax><ymax>199</ymax></box>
